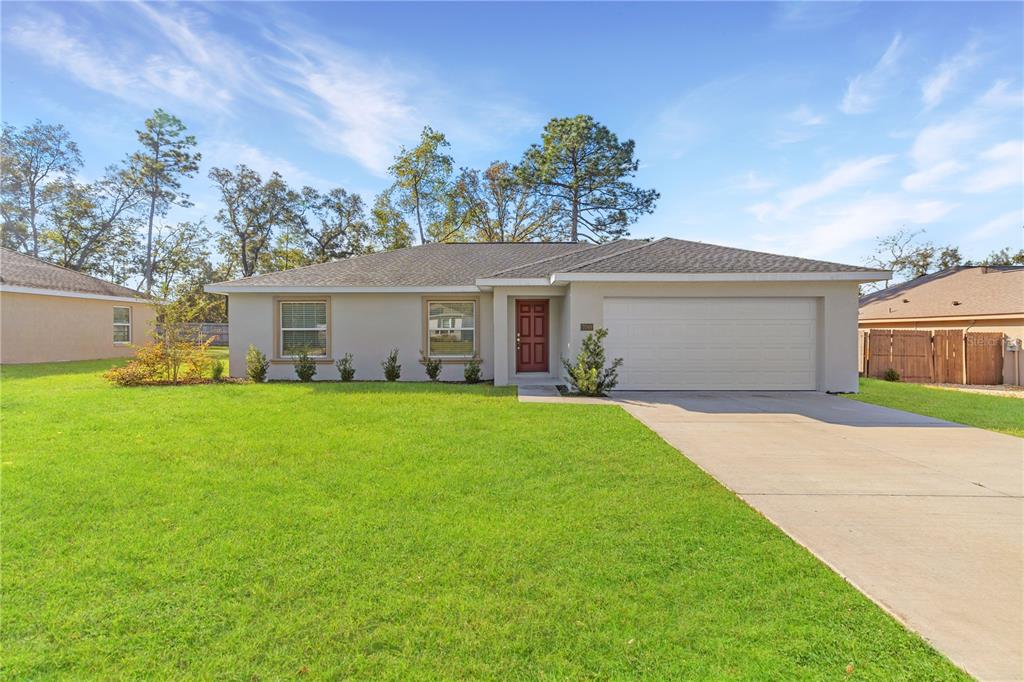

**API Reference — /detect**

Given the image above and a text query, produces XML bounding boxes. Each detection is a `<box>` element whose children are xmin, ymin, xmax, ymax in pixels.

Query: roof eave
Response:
<box><xmin>0</xmin><ymin>283</ymin><xmax>151</xmax><ymax>303</ymax></box>
<box><xmin>473</xmin><ymin>277</ymin><xmax>557</xmax><ymax>288</ymax></box>
<box><xmin>204</xmin><ymin>284</ymin><xmax>481</xmax><ymax>294</ymax></box>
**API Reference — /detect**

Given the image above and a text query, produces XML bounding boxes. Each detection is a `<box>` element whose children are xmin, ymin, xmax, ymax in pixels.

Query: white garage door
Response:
<box><xmin>603</xmin><ymin>297</ymin><xmax>818</xmax><ymax>390</ymax></box>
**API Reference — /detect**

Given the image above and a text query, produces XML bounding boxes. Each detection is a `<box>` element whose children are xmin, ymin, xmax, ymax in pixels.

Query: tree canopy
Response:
<box><xmin>517</xmin><ymin>114</ymin><xmax>659</xmax><ymax>242</ymax></box>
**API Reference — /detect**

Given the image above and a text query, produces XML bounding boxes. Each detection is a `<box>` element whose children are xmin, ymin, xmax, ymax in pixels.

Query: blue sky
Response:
<box><xmin>2</xmin><ymin>1</ymin><xmax>1022</xmax><ymax>265</ymax></box>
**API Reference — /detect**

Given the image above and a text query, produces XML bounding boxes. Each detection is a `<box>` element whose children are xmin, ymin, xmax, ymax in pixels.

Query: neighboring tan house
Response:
<box><xmin>207</xmin><ymin>238</ymin><xmax>889</xmax><ymax>391</ymax></box>
<box><xmin>0</xmin><ymin>247</ymin><xmax>154</xmax><ymax>364</ymax></box>
<box><xmin>859</xmin><ymin>266</ymin><xmax>1024</xmax><ymax>385</ymax></box>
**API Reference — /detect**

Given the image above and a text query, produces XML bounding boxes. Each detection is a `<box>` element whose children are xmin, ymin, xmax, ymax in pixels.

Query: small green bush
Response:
<box><xmin>421</xmin><ymin>353</ymin><xmax>442</xmax><ymax>381</ymax></box>
<box><xmin>561</xmin><ymin>328</ymin><xmax>623</xmax><ymax>396</ymax></box>
<box><xmin>464</xmin><ymin>356</ymin><xmax>482</xmax><ymax>384</ymax></box>
<box><xmin>211</xmin><ymin>359</ymin><xmax>225</xmax><ymax>382</ymax></box>
<box><xmin>246</xmin><ymin>345</ymin><xmax>269</xmax><ymax>383</ymax></box>
<box><xmin>336</xmin><ymin>353</ymin><xmax>355</xmax><ymax>381</ymax></box>
<box><xmin>294</xmin><ymin>350</ymin><xmax>316</xmax><ymax>382</ymax></box>
<box><xmin>382</xmin><ymin>348</ymin><xmax>401</xmax><ymax>382</ymax></box>
<box><xmin>883</xmin><ymin>368</ymin><xmax>901</xmax><ymax>382</ymax></box>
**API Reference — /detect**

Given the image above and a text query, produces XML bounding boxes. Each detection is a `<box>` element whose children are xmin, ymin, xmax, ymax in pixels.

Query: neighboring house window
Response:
<box><xmin>280</xmin><ymin>301</ymin><xmax>327</xmax><ymax>357</ymax></box>
<box><xmin>427</xmin><ymin>300</ymin><xmax>476</xmax><ymax>357</ymax></box>
<box><xmin>113</xmin><ymin>306</ymin><xmax>131</xmax><ymax>344</ymax></box>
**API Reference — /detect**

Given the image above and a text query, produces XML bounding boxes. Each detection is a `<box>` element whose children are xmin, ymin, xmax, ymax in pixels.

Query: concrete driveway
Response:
<box><xmin>614</xmin><ymin>391</ymin><xmax>1023</xmax><ymax>681</ymax></box>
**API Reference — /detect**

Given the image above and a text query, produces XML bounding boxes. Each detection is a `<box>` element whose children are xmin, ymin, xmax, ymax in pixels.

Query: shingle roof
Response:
<box><xmin>564</xmin><ymin>238</ymin><xmax>884</xmax><ymax>274</ymax></box>
<box><xmin>215</xmin><ymin>242</ymin><xmax>590</xmax><ymax>287</ymax></box>
<box><xmin>859</xmin><ymin>266</ymin><xmax>1024</xmax><ymax>320</ymax></box>
<box><xmin>0</xmin><ymin>247</ymin><xmax>145</xmax><ymax>299</ymax></box>
<box><xmin>211</xmin><ymin>237</ymin><xmax>882</xmax><ymax>289</ymax></box>
<box><xmin>487</xmin><ymin>239</ymin><xmax>650</xmax><ymax>278</ymax></box>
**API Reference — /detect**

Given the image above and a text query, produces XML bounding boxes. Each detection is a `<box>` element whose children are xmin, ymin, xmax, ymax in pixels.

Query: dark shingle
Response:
<box><xmin>211</xmin><ymin>238</ymin><xmax>882</xmax><ymax>289</ymax></box>
<box><xmin>0</xmin><ymin>248</ymin><xmax>145</xmax><ymax>298</ymax></box>
<box><xmin>214</xmin><ymin>242</ymin><xmax>590</xmax><ymax>287</ymax></box>
<box><xmin>563</xmin><ymin>238</ymin><xmax>885</xmax><ymax>274</ymax></box>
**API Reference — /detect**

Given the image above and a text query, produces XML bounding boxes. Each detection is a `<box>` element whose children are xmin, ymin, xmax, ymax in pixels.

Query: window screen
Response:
<box><xmin>113</xmin><ymin>307</ymin><xmax>131</xmax><ymax>344</ymax></box>
<box><xmin>280</xmin><ymin>301</ymin><xmax>327</xmax><ymax>356</ymax></box>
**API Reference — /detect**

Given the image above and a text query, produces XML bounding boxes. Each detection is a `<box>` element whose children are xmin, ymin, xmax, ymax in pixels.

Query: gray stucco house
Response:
<box><xmin>206</xmin><ymin>238</ymin><xmax>889</xmax><ymax>391</ymax></box>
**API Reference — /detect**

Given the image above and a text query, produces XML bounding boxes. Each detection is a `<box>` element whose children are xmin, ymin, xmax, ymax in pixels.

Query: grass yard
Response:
<box><xmin>1</xmin><ymin>361</ymin><xmax>964</xmax><ymax>679</ymax></box>
<box><xmin>848</xmin><ymin>378</ymin><xmax>1024</xmax><ymax>438</ymax></box>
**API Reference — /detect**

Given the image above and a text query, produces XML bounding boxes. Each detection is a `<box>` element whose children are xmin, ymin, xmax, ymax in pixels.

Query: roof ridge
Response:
<box><xmin>484</xmin><ymin>241</ymin><xmax>600</xmax><ymax>277</ymax></box>
<box><xmin>560</xmin><ymin>237</ymin><xmax>664</xmax><ymax>273</ymax></box>
<box><xmin>1</xmin><ymin>246</ymin><xmax>146</xmax><ymax>298</ymax></box>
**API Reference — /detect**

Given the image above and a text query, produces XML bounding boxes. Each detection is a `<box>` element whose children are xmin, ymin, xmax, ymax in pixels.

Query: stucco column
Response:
<box><xmin>492</xmin><ymin>289</ymin><xmax>509</xmax><ymax>386</ymax></box>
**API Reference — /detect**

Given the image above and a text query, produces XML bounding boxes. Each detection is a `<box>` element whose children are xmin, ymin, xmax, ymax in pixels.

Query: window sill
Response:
<box><xmin>272</xmin><ymin>358</ymin><xmax>334</xmax><ymax>365</ymax></box>
<box><xmin>427</xmin><ymin>356</ymin><xmax>479</xmax><ymax>364</ymax></box>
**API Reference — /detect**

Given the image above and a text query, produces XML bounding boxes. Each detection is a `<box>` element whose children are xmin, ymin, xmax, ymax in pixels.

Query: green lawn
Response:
<box><xmin>1</xmin><ymin>361</ymin><xmax>964</xmax><ymax>679</ymax></box>
<box><xmin>848</xmin><ymin>378</ymin><xmax>1024</xmax><ymax>438</ymax></box>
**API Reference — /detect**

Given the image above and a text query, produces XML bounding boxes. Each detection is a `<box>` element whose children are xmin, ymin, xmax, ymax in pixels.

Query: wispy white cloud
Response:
<box><xmin>736</xmin><ymin>171</ymin><xmax>776</xmax><ymax>193</ymax></box>
<box><xmin>2</xmin><ymin>3</ymin><xmax>537</xmax><ymax>176</ymax></box>
<box><xmin>903</xmin><ymin>82</ymin><xmax>1023</xmax><ymax>193</ymax></box>
<box><xmin>901</xmin><ymin>160</ymin><xmax>965</xmax><ymax>191</ymax></box>
<box><xmin>921</xmin><ymin>38</ymin><xmax>982</xmax><ymax>110</ymax></box>
<box><xmin>977</xmin><ymin>79</ymin><xmax>1024</xmax><ymax>109</ymax></box>
<box><xmin>204</xmin><ymin>141</ymin><xmax>338</xmax><ymax>189</ymax></box>
<box><xmin>751</xmin><ymin>194</ymin><xmax>956</xmax><ymax>259</ymax></box>
<box><xmin>963</xmin><ymin>140</ymin><xmax>1024</xmax><ymax>193</ymax></box>
<box><xmin>787</xmin><ymin>104</ymin><xmax>826</xmax><ymax>126</ymax></box>
<box><xmin>965</xmin><ymin>209</ymin><xmax>1023</xmax><ymax>241</ymax></box>
<box><xmin>841</xmin><ymin>33</ymin><xmax>905</xmax><ymax>114</ymax></box>
<box><xmin>909</xmin><ymin>117</ymin><xmax>982</xmax><ymax>167</ymax></box>
<box><xmin>774</xmin><ymin>2</ymin><xmax>860</xmax><ymax>30</ymax></box>
<box><xmin>750</xmin><ymin>155</ymin><xmax>896</xmax><ymax>220</ymax></box>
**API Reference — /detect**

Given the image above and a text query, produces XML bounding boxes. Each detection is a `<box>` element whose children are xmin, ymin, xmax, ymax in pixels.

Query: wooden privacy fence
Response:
<box><xmin>863</xmin><ymin>329</ymin><xmax>1004</xmax><ymax>385</ymax></box>
<box><xmin>155</xmin><ymin>323</ymin><xmax>229</xmax><ymax>346</ymax></box>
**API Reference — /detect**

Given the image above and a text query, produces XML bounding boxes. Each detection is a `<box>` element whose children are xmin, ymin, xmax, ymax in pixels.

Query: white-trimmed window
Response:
<box><xmin>113</xmin><ymin>306</ymin><xmax>131</xmax><ymax>344</ymax></box>
<box><xmin>427</xmin><ymin>300</ymin><xmax>476</xmax><ymax>357</ymax></box>
<box><xmin>280</xmin><ymin>301</ymin><xmax>327</xmax><ymax>357</ymax></box>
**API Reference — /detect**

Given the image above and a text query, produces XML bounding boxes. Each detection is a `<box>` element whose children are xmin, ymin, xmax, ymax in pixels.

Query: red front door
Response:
<box><xmin>516</xmin><ymin>299</ymin><xmax>549</xmax><ymax>373</ymax></box>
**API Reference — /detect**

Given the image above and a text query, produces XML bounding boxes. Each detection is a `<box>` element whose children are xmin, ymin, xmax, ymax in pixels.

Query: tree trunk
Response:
<box><xmin>413</xmin><ymin>185</ymin><xmax>425</xmax><ymax>244</ymax></box>
<box><xmin>28</xmin><ymin>184</ymin><xmax>37</xmax><ymax>256</ymax></box>
<box><xmin>144</xmin><ymin>193</ymin><xmax>156</xmax><ymax>293</ymax></box>
<box><xmin>570</xmin><ymin>190</ymin><xmax>579</xmax><ymax>242</ymax></box>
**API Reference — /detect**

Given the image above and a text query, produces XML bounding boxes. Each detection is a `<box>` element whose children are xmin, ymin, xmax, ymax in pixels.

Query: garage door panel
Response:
<box><xmin>604</xmin><ymin>297</ymin><xmax>817</xmax><ymax>390</ymax></box>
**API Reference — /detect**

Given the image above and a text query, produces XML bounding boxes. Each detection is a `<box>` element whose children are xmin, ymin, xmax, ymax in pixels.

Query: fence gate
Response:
<box><xmin>867</xmin><ymin>330</ymin><xmax>894</xmax><ymax>379</ymax></box>
<box><xmin>932</xmin><ymin>330</ymin><xmax>965</xmax><ymax>384</ymax></box>
<box><xmin>890</xmin><ymin>330</ymin><xmax>932</xmax><ymax>383</ymax></box>
<box><xmin>965</xmin><ymin>332</ymin><xmax>1004</xmax><ymax>385</ymax></box>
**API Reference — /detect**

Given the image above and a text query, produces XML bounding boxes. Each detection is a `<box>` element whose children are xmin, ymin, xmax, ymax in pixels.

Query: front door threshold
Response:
<box><xmin>510</xmin><ymin>374</ymin><xmax>561</xmax><ymax>386</ymax></box>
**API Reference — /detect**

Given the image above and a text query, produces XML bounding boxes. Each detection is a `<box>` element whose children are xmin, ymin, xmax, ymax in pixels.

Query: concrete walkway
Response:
<box><xmin>612</xmin><ymin>391</ymin><xmax>1023</xmax><ymax>681</ymax></box>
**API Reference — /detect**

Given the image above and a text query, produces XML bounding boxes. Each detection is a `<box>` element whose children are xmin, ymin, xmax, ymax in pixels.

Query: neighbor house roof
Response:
<box><xmin>208</xmin><ymin>238</ymin><xmax>887</xmax><ymax>291</ymax></box>
<box><xmin>859</xmin><ymin>266</ymin><xmax>1024</xmax><ymax>321</ymax></box>
<box><xmin>0</xmin><ymin>247</ymin><xmax>146</xmax><ymax>300</ymax></box>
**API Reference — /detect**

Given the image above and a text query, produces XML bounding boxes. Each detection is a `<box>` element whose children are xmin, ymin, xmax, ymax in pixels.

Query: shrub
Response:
<box><xmin>246</xmin><ymin>345</ymin><xmax>269</xmax><ymax>383</ymax></box>
<box><xmin>104</xmin><ymin>337</ymin><xmax>214</xmax><ymax>387</ymax></box>
<box><xmin>382</xmin><ymin>348</ymin><xmax>401</xmax><ymax>381</ymax></box>
<box><xmin>561</xmin><ymin>328</ymin><xmax>623</xmax><ymax>396</ymax></box>
<box><xmin>336</xmin><ymin>353</ymin><xmax>355</xmax><ymax>382</ymax></box>
<box><xmin>421</xmin><ymin>353</ymin><xmax>442</xmax><ymax>381</ymax></box>
<box><xmin>294</xmin><ymin>350</ymin><xmax>317</xmax><ymax>382</ymax></box>
<box><xmin>883</xmin><ymin>368</ymin><xmax>901</xmax><ymax>382</ymax></box>
<box><xmin>211</xmin><ymin>359</ymin><xmax>225</xmax><ymax>381</ymax></box>
<box><xmin>464</xmin><ymin>356</ymin><xmax>482</xmax><ymax>384</ymax></box>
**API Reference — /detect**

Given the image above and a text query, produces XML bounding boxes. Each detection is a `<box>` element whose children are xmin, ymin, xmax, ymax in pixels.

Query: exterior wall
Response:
<box><xmin>859</xmin><ymin>317</ymin><xmax>1024</xmax><ymax>386</ymax></box>
<box><xmin>228</xmin><ymin>292</ymin><xmax>494</xmax><ymax>381</ymax></box>
<box><xmin>564</xmin><ymin>280</ymin><xmax>862</xmax><ymax>392</ymax></box>
<box><xmin>0</xmin><ymin>291</ymin><xmax>155</xmax><ymax>364</ymax></box>
<box><xmin>491</xmin><ymin>286</ymin><xmax>567</xmax><ymax>386</ymax></box>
